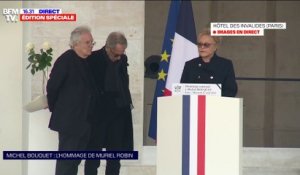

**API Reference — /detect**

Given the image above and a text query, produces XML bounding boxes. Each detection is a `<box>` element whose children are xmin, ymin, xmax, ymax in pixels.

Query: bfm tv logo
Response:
<box><xmin>3</xmin><ymin>8</ymin><xmax>20</xmax><ymax>22</ymax></box>
<box><xmin>2</xmin><ymin>8</ymin><xmax>76</xmax><ymax>22</ymax></box>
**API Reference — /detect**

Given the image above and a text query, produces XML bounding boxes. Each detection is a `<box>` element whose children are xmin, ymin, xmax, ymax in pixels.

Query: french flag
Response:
<box><xmin>164</xmin><ymin>0</ymin><xmax>198</xmax><ymax>96</ymax></box>
<box><xmin>157</xmin><ymin>95</ymin><xmax>242</xmax><ymax>175</ymax></box>
<box><xmin>149</xmin><ymin>0</ymin><xmax>198</xmax><ymax>140</ymax></box>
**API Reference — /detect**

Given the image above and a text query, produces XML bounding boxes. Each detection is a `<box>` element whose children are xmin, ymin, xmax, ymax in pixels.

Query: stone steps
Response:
<box><xmin>78</xmin><ymin>147</ymin><xmax>300</xmax><ymax>175</ymax></box>
<box><xmin>243</xmin><ymin>147</ymin><xmax>300</xmax><ymax>175</ymax></box>
<box><xmin>243</xmin><ymin>167</ymin><xmax>300</xmax><ymax>175</ymax></box>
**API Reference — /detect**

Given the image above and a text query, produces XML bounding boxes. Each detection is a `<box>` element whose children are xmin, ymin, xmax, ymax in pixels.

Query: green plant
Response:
<box><xmin>26</xmin><ymin>42</ymin><xmax>53</xmax><ymax>94</ymax></box>
<box><xmin>26</xmin><ymin>42</ymin><xmax>53</xmax><ymax>75</ymax></box>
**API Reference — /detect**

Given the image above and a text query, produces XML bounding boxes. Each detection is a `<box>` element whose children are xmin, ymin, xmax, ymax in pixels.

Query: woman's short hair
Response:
<box><xmin>198</xmin><ymin>28</ymin><xmax>222</xmax><ymax>45</ymax></box>
<box><xmin>69</xmin><ymin>26</ymin><xmax>91</xmax><ymax>48</ymax></box>
<box><xmin>105</xmin><ymin>32</ymin><xmax>127</xmax><ymax>49</ymax></box>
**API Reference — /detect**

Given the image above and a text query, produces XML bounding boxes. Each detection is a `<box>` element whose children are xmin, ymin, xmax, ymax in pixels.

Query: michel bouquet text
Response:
<box><xmin>3</xmin><ymin>151</ymin><xmax>138</xmax><ymax>160</ymax></box>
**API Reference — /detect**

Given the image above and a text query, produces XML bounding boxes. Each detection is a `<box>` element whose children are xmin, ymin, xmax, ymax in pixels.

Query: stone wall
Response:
<box><xmin>23</xmin><ymin>1</ymin><xmax>145</xmax><ymax>174</ymax></box>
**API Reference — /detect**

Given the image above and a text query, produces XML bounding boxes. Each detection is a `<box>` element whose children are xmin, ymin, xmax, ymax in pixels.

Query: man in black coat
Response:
<box><xmin>181</xmin><ymin>28</ymin><xmax>237</xmax><ymax>97</ymax></box>
<box><xmin>47</xmin><ymin>26</ymin><xmax>98</xmax><ymax>175</ymax></box>
<box><xmin>85</xmin><ymin>32</ymin><xmax>134</xmax><ymax>175</ymax></box>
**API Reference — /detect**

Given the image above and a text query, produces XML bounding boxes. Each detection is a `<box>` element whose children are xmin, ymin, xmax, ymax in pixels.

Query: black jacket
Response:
<box><xmin>87</xmin><ymin>47</ymin><xmax>133</xmax><ymax>150</ymax></box>
<box><xmin>47</xmin><ymin>49</ymin><xmax>98</xmax><ymax>134</ymax></box>
<box><xmin>180</xmin><ymin>54</ymin><xmax>238</xmax><ymax>97</ymax></box>
<box><xmin>88</xmin><ymin>47</ymin><xmax>132</xmax><ymax>107</ymax></box>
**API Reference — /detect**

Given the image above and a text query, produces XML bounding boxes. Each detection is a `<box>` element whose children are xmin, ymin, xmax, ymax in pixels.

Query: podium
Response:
<box><xmin>157</xmin><ymin>95</ymin><xmax>243</xmax><ymax>175</ymax></box>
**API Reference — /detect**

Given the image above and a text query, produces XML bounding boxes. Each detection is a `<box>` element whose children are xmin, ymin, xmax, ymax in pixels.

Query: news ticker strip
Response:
<box><xmin>3</xmin><ymin>151</ymin><xmax>138</xmax><ymax>160</ymax></box>
<box><xmin>3</xmin><ymin>8</ymin><xmax>62</xmax><ymax>14</ymax></box>
<box><xmin>211</xmin><ymin>22</ymin><xmax>286</xmax><ymax>36</ymax></box>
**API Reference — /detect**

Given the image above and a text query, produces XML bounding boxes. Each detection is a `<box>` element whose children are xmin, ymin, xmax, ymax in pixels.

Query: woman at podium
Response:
<box><xmin>180</xmin><ymin>28</ymin><xmax>238</xmax><ymax>97</ymax></box>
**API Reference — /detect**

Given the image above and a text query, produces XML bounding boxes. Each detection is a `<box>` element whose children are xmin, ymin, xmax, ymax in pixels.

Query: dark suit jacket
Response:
<box><xmin>87</xmin><ymin>46</ymin><xmax>133</xmax><ymax>150</ymax></box>
<box><xmin>180</xmin><ymin>54</ymin><xmax>238</xmax><ymax>97</ymax></box>
<box><xmin>47</xmin><ymin>49</ymin><xmax>97</xmax><ymax>134</ymax></box>
<box><xmin>89</xmin><ymin>47</ymin><xmax>132</xmax><ymax>107</ymax></box>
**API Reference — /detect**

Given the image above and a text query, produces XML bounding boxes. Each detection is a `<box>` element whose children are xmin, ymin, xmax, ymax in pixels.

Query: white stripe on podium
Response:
<box><xmin>189</xmin><ymin>95</ymin><xmax>198</xmax><ymax>175</ymax></box>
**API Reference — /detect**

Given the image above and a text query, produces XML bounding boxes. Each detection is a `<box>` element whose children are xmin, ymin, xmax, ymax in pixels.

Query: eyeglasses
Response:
<box><xmin>80</xmin><ymin>41</ymin><xmax>96</xmax><ymax>47</ymax></box>
<box><xmin>197</xmin><ymin>42</ymin><xmax>215</xmax><ymax>49</ymax></box>
<box><xmin>110</xmin><ymin>48</ymin><xmax>125</xmax><ymax>57</ymax></box>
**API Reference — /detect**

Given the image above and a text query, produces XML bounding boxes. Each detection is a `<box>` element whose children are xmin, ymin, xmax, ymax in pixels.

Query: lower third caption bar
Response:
<box><xmin>3</xmin><ymin>151</ymin><xmax>138</xmax><ymax>160</ymax></box>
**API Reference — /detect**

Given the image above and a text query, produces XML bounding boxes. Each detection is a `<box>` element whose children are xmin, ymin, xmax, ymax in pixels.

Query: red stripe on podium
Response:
<box><xmin>198</xmin><ymin>96</ymin><xmax>206</xmax><ymax>175</ymax></box>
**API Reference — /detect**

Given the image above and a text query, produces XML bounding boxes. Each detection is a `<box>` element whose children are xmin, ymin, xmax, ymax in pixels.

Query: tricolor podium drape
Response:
<box><xmin>157</xmin><ymin>95</ymin><xmax>243</xmax><ymax>175</ymax></box>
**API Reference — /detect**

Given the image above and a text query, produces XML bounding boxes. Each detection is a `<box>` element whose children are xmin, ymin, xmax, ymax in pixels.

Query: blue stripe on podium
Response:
<box><xmin>182</xmin><ymin>95</ymin><xmax>190</xmax><ymax>175</ymax></box>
